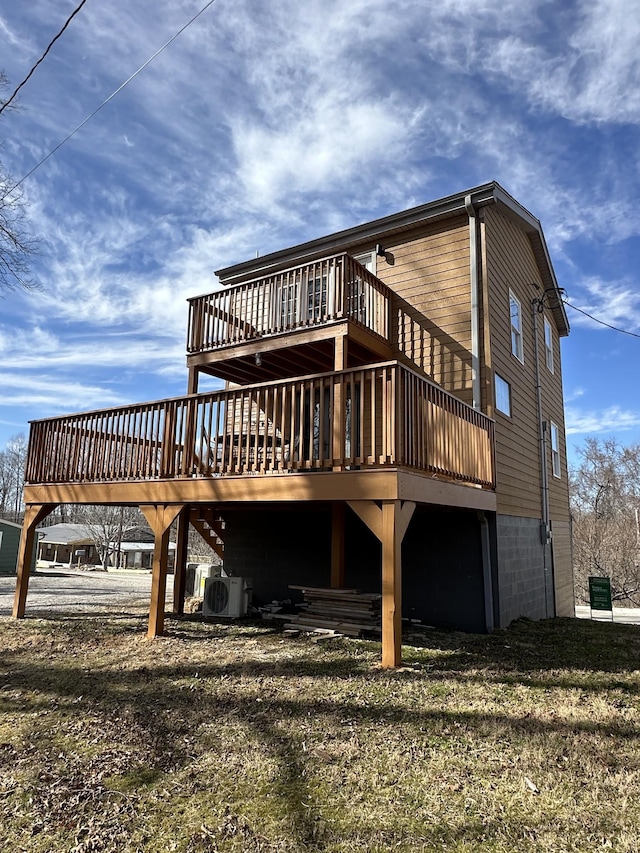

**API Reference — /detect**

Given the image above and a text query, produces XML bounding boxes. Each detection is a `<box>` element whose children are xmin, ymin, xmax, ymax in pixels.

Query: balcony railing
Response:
<box><xmin>26</xmin><ymin>363</ymin><xmax>495</xmax><ymax>489</ymax></box>
<box><xmin>187</xmin><ymin>254</ymin><xmax>390</xmax><ymax>353</ymax></box>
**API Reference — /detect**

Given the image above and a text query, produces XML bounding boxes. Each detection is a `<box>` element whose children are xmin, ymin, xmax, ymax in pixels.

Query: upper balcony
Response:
<box><xmin>186</xmin><ymin>254</ymin><xmax>393</xmax><ymax>383</ymax></box>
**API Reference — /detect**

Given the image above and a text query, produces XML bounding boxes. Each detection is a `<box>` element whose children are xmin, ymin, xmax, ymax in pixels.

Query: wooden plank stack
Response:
<box><xmin>285</xmin><ymin>585</ymin><xmax>381</xmax><ymax>637</ymax></box>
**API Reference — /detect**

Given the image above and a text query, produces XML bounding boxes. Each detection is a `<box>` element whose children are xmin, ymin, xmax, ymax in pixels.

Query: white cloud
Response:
<box><xmin>566</xmin><ymin>405</ymin><xmax>640</xmax><ymax>435</ymax></box>
<box><xmin>0</xmin><ymin>371</ymin><xmax>126</xmax><ymax>411</ymax></box>
<box><xmin>565</xmin><ymin>276</ymin><xmax>640</xmax><ymax>333</ymax></box>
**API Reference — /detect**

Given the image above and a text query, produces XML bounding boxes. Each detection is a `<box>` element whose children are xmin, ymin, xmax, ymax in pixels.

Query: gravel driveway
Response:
<box><xmin>0</xmin><ymin>567</ymin><xmax>173</xmax><ymax>617</ymax></box>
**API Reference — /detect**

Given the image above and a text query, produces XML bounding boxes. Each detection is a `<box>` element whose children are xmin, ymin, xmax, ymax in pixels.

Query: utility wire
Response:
<box><xmin>0</xmin><ymin>0</ymin><xmax>90</xmax><ymax>117</ymax></box>
<box><xmin>563</xmin><ymin>299</ymin><xmax>640</xmax><ymax>339</ymax></box>
<box><xmin>3</xmin><ymin>0</ymin><xmax>218</xmax><ymax>198</ymax></box>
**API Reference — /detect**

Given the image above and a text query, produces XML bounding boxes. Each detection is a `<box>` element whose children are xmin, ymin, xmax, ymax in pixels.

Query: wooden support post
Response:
<box><xmin>381</xmin><ymin>501</ymin><xmax>402</xmax><ymax>668</ymax></box>
<box><xmin>173</xmin><ymin>505</ymin><xmax>191</xmax><ymax>614</ymax></box>
<box><xmin>331</xmin><ymin>502</ymin><xmax>345</xmax><ymax>588</ymax></box>
<box><xmin>187</xmin><ymin>367</ymin><xmax>199</xmax><ymax>395</ymax></box>
<box><xmin>334</xmin><ymin>334</ymin><xmax>348</xmax><ymax>371</ymax></box>
<box><xmin>141</xmin><ymin>504</ymin><xmax>184</xmax><ymax>638</ymax></box>
<box><xmin>347</xmin><ymin>499</ymin><xmax>415</xmax><ymax>668</ymax></box>
<box><xmin>332</xmin><ymin>334</ymin><xmax>348</xmax><ymax>471</ymax></box>
<box><xmin>13</xmin><ymin>503</ymin><xmax>57</xmax><ymax>618</ymax></box>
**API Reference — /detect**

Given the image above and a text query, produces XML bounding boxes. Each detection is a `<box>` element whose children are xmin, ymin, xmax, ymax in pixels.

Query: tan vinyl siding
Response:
<box><xmin>484</xmin><ymin>206</ymin><xmax>555</xmax><ymax>518</ymax></box>
<box><xmin>551</xmin><ymin>519</ymin><xmax>574</xmax><ymax>616</ymax></box>
<box><xmin>371</xmin><ymin>217</ymin><xmax>473</xmax><ymax>405</ymax></box>
<box><xmin>542</xmin><ymin>320</ymin><xmax>571</xmax><ymax>523</ymax></box>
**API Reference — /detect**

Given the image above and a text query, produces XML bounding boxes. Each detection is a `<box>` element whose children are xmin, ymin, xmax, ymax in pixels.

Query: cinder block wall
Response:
<box><xmin>495</xmin><ymin>515</ymin><xmax>553</xmax><ymax>626</ymax></box>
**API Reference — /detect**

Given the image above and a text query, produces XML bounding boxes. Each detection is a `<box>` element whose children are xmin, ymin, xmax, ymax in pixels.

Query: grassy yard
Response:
<box><xmin>1</xmin><ymin>609</ymin><xmax>639</xmax><ymax>852</ymax></box>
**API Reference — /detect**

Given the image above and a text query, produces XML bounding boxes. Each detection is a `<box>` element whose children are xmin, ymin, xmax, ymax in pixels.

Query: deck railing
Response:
<box><xmin>25</xmin><ymin>363</ymin><xmax>495</xmax><ymax>489</ymax></box>
<box><xmin>187</xmin><ymin>254</ymin><xmax>390</xmax><ymax>353</ymax></box>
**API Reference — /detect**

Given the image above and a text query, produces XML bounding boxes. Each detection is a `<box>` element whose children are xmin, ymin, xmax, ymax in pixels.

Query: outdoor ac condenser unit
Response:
<box><xmin>202</xmin><ymin>576</ymin><xmax>252</xmax><ymax>618</ymax></box>
<box><xmin>194</xmin><ymin>564</ymin><xmax>219</xmax><ymax>597</ymax></box>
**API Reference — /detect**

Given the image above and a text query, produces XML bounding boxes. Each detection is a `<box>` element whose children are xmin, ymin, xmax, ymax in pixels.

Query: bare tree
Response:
<box><xmin>0</xmin><ymin>432</ymin><xmax>27</xmax><ymax>521</ymax></box>
<box><xmin>74</xmin><ymin>505</ymin><xmax>144</xmax><ymax>569</ymax></box>
<box><xmin>570</xmin><ymin>437</ymin><xmax>640</xmax><ymax>605</ymax></box>
<box><xmin>0</xmin><ymin>72</ymin><xmax>37</xmax><ymax>292</ymax></box>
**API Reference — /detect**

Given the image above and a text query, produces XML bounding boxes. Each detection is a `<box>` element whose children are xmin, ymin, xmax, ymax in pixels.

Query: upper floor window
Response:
<box><xmin>544</xmin><ymin>317</ymin><xmax>554</xmax><ymax>373</ymax></box>
<box><xmin>550</xmin><ymin>421</ymin><xmax>561</xmax><ymax>478</ymax></box>
<box><xmin>348</xmin><ymin>252</ymin><xmax>375</xmax><ymax>325</ymax></box>
<box><xmin>495</xmin><ymin>373</ymin><xmax>512</xmax><ymax>417</ymax></box>
<box><xmin>509</xmin><ymin>291</ymin><xmax>524</xmax><ymax>363</ymax></box>
<box><xmin>353</xmin><ymin>251</ymin><xmax>375</xmax><ymax>274</ymax></box>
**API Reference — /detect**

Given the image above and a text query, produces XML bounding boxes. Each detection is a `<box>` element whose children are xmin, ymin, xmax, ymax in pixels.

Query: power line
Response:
<box><xmin>563</xmin><ymin>300</ymin><xmax>640</xmax><ymax>339</ymax></box>
<box><xmin>0</xmin><ymin>0</ymin><xmax>90</xmax><ymax>117</ymax></box>
<box><xmin>3</xmin><ymin>0</ymin><xmax>218</xmax><ymax>198</ymax></box>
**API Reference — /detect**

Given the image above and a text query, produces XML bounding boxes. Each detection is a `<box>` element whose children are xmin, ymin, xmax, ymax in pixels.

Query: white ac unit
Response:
<box><xmin>194</xmin><ymin>564</ymin><xmax>219</xmax><ymax>597</ymax></box>
<box><xmin>185</xmin><ymin>563</ymin><xmax>218</xmax><ymax>597</ymax></box>
<box><xmin>203</xmin><ymin>576</ymin><xmax>252</xmax><ymax>618</ymax></box>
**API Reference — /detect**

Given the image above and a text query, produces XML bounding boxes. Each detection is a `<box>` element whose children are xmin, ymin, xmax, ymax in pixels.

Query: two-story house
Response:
<box><xmin>13</xmin><ymin>182</ymin><xmax>573</xmax><ymax>666</ymax></box>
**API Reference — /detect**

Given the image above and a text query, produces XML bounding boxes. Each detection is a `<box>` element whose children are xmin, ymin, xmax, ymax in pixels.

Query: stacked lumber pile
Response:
<box><xmin>285</xmin><ymin>585</ymin><xmax>381</xmax><ymax>637</ymax></box>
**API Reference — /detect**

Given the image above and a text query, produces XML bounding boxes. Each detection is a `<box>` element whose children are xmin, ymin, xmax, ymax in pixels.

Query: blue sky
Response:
<box><xmin>1</xmin><ymin>0</ymin><xmax>639</xmax><ymax>468</ymax></box>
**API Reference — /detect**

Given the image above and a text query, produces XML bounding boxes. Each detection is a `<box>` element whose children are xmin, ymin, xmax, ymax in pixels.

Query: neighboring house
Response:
<box><xmin>0</xmin><ymin>518</ymin><xmax>27</xmax><ymax>575</ymax></box>
<box><xmin>36</xmin><ymin>522</ymin><xmax>176</xmax><ymax>570</ymax></box>
<box><xmin>36</xmin><ymin>523</ymin><xmax>100</xmax><ymax>567</ymax></box>
<box><xmin>13</xmin><ymin>182</ymin><xmax>573</xmax><ymax>666</ymax></box>
<box><xmin>115</xmin><ymin>540</ymin><xmax>176</xmax><ymax>570</ymax></box>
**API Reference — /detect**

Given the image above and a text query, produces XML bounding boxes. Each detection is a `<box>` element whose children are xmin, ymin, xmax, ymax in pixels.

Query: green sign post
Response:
<box><xmin>589</xmin><ymin>576</ymin><xmax>613</xmax><ymax>616</ymax></box>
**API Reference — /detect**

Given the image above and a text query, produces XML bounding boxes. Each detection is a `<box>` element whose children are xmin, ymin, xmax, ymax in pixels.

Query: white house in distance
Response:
<box><xmin>36</xmin><ymin>523</ymin><xmax>176</xmax><ymax>570</ymax></box>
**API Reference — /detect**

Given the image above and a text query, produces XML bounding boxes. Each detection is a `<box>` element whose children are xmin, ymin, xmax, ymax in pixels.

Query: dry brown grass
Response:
<box><xmin>1</xmin><ymin>608</ymin><xmax>639</xmax><ymax>852</ymax></box>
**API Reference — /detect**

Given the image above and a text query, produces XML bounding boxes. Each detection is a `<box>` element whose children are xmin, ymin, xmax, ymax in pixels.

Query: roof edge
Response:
<box><xmin>215</xmin><ymin>182</ymin><xmax>501</xmax><ymax>283</ymax></box>
<box><xmin>215</xmin><ymin>181</ymin><xmax>569</xmax><ymax>335</ymax></box>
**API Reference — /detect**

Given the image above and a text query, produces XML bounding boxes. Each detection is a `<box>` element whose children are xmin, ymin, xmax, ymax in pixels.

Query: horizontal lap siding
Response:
<box><xmin>551</xmin><ymin>520</ymin><xmax>574</xmax><ymax>616</ymax></box>
<box><xmin>373</xmin><ymin>217</ymin><xmax>473</xmax><ymax>405</ymax></box>
<box><xmin>484</xmin><ymin>207</ymin><xmax>569</xmax><ymax>520</ymax></box>
<box><xmin>545</xmin><ymin>331</ymin><xmax>571</xmax><ymax>523</ymax></box>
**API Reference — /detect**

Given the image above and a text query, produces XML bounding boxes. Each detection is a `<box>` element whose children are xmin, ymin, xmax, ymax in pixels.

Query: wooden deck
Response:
<box><xmin>187</xmin><ymin>253</ymin><xmax>391</xmax><ymax>355</ymax></box>
<box><xmin>25</xmin><ymin>361</ymin><xmax>495</xmax><ymax>493</ymax></box>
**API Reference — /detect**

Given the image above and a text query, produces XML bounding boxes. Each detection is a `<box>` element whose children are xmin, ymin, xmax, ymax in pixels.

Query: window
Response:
<box><xmin>550</xmin><ymin>421</ymin><xmax>561</xmax><ymax>478</ymax></box>
<box><xmin>280</xmin><ymin>270</ymin><xmax>331</xmax><ymax>327</ymax></box>
<box><xmin>347</xmin><ymin>252</ymin><xmax>375</xmax><ymax>325</ymax></box>
<box><xmin>544</xmin><ymin>317</ymin><xmax>554</xmax><ymax>373</ymax></box>
<box><xmin>495</xmin><ymin>373</ymin><xmax>512</xmax><ymax>417</ymax></box>
<box><xmin>353</xmin><ymin>251</ymin><xmax>375</xmax><ymax>273</ymax></box>
<box><xmin>306</xmin><ymin>272</ymin><xmax>329</xmax><ymax>321</ymax></box>
<box><xmin>509</xmin><ymin>291</ymin><xmax>524</xmax><ymax>362</ymax></box>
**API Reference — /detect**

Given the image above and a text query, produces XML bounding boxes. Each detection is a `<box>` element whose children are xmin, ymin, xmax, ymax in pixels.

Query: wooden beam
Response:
<box><xmin>206</xmin><ymin>303</ymin><xmax>256</xmax><ymax>337</ymax></box>
<box><xmin>346</xmin><ymin>499</ymin><xmax>415</xmax><ymax>668</ymax></box>
<box><xmin>187</xmin><ymin>368</ymin><xmax>199</xmax><ymax>395</ymax></box>
<box><xmin>330</xmin><ymin>502</ymin><xmax>345</xmax><ymax>588</ymax></box>
<box><xmin>173</xmin><ymin>505</ymin><xmax>190</xmax><ymax>614</ymax></box>
<box><xmin>187</xmin><ymin>319</ymin><xmax>350</xmax><ymax>366</ymax></box>
<box><xmin>24</xmin><ymin>469</ymin><xmax>496</xmax><ymax>511</ymax></box>
<box><xmin>347</xmin><ymin>499</ymin><xmax>383</xmax><ymax>541</ymax></box>
<box><xmin>381</xmin><ymin>500</ymin><xmax>402</xmax><ymax>668</ymax></box>
<box><xmin>140</xmin><ymin>504</ymin><xmax>184</xmax><ymax>638</ymax></box>
<box><xmin>334</xmin><ymin>334</ymin><xmax>348</xmax><ymax>371</ymax></box>
<box><xmin>13</xmin><ymin>503</ymin><xmax>58</xmax><ymax>618</ymax></box>
<box><xmin>397</xmin><ymin>500</ymin><xmax>416</xmax><ymax>543</ymax></box>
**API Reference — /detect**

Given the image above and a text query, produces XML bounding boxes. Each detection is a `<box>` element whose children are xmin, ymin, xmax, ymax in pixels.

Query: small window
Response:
<box><xmin>550</xmin><ymin>422</ymin><xmax>561</xmax><ymax>478</ymax></box>
<box><xmin>544</xmin><ymin>317</ymin><xmax>554</xmax><ymax>373</ymax></box>
<box><xmin>509</xmin><ymin>291</ymin><xmax>524</xmax><ymax>363</ymax></box>
<box><xmin>495</xmin><ymin>373</ymin><xmax>512</xmax><ymax>417</ymax></box>
<box><xmin>353</xmin><ymin>251</ymin><xmax>375</xmax><ymax>273</ymax></box>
